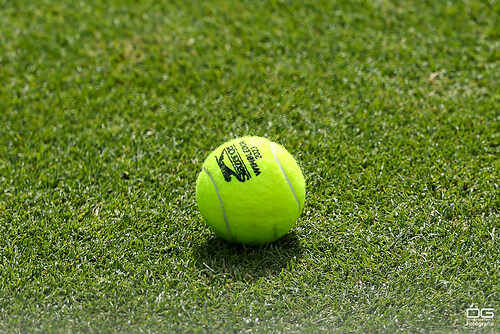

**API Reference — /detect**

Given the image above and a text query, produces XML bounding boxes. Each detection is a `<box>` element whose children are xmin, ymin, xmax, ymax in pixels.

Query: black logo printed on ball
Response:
<box><xmin>216</xmin><ymin>141</ymin><xmax>263</xmax><ymax>182</ymax></box>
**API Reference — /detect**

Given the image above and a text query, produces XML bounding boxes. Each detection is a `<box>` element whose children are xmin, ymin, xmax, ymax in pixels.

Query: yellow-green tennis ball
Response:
<box><xmin>196</xmin><ymin>136</ymin><xmax>305</xmax><ymax>245</ymax></box>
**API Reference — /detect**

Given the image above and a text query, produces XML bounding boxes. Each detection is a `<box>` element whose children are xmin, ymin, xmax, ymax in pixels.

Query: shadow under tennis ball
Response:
<box><xmin>193</xmin><ymin>231</ymin><xmax>303</xmax><ymax>281</ymax></box>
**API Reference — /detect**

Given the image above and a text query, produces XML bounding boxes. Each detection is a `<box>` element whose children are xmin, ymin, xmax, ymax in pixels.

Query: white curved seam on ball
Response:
<box><xmin>203</xmin><ymin>168</ymin><xmax>233</xmax><ymax>239</ymax></box>
<box><xmin>269</xmin><ymin>142</ymin><xmax>300</xmax><ymax>211</ymax></box>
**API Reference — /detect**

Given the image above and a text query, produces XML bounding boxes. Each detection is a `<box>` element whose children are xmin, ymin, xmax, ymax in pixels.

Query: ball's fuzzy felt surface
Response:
<box><xmin>196</xmin><ymin>136</ymin><xmax>305</xmax><ymax>245</ymax></box>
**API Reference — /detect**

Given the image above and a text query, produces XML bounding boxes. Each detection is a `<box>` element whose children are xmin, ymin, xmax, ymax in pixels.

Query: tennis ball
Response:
<box><xmin>196</xmin><ymin>136</ymin><xmax>305</xmax><ymax>245</ymax></box>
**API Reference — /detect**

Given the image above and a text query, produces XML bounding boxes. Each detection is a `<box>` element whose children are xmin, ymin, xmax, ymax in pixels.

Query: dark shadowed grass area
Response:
<box><xmin>0</xmin><ymin>0</ymin><xmax>498</xmax><ymax>332</ymax></box>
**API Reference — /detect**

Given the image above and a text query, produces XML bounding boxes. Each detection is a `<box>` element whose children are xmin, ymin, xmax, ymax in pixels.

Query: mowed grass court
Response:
<box><xmin>0</xmin><ymin>0</ymin><xmax>498</xmax><ymax>332</ymax></box>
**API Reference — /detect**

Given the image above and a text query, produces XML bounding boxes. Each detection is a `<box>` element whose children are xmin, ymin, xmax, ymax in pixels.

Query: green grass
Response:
<box><xmin>0</xmin><ymin>0</ymin><xmax>499</xmax><ymax>332</ymax></box>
